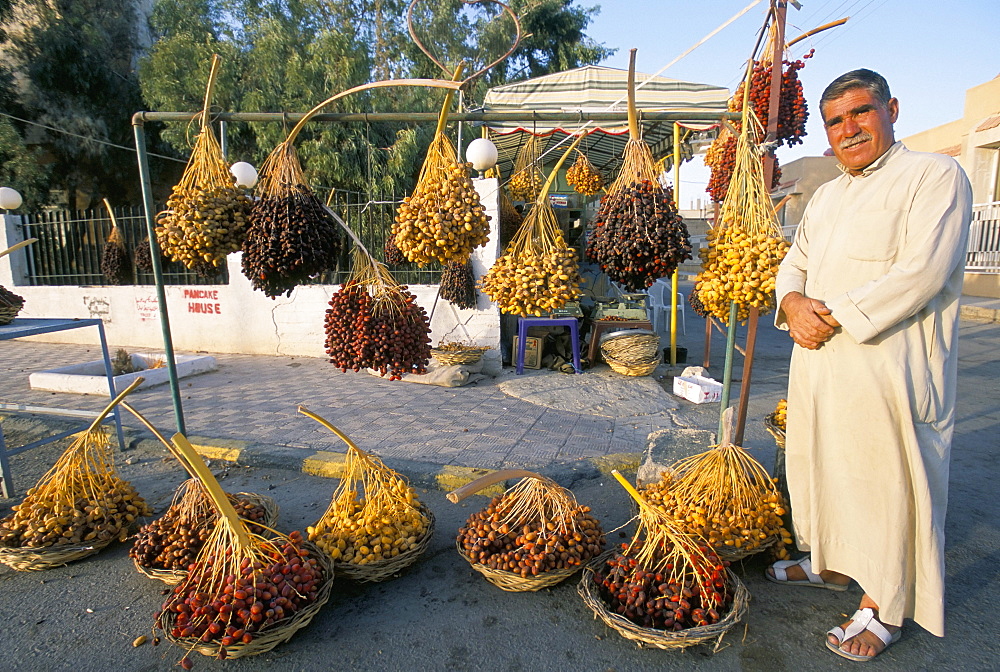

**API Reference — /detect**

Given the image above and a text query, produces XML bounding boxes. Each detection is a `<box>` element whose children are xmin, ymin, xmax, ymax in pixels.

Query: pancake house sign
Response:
<box><xmin>183</xmin><ymin>288</ymin><xmax>222</xmax><ymax>315</ymax></box>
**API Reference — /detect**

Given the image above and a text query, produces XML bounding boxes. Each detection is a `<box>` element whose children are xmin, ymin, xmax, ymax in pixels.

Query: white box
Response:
<box><xmin>673</xmin><ymin>374</ymin><xmax>723</xmax><ymax>404</ymax></box>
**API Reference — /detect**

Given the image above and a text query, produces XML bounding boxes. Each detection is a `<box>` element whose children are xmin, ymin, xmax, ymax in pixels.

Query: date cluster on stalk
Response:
<box><xmin>458</xmin><ymin>496</ymin><xmax>605</xmax><ymax>578</ymax></box>
<box><xmin>439</xmin><ymin>260</ymin><xmax>477</xmax><ymax>310</ymax></box>
<box><xmin>585</xmin><ymin>181</ymin><xmax>691</xmax><ymax>292</ymax></box>
<box><xmin>131</xmin><ymin>496</ymin><xmax>269</xmax><ymax>573</ymax></box>
<box><xmin>593</xmin><ymin>545</ymin><xmax>732</xmax><ymax>631</ymax></box>
<box><xmin>324</xmin><ymin>282</ymin><xmax>432</xmax><ymax>380</ymax></box>
<box><xmin>706</xmin><ymin>50</ymin><xmax>813</xmax><ymax>203</ymax></box>
<box><xmin>160</xmin><ymin>531</ymin><xmax>323</xmax><ymax>653</ymax></box>
<box><xmin>242</xmin><ymin>185</ymin><xmax>343</xmax><ymax>298</ymax></box>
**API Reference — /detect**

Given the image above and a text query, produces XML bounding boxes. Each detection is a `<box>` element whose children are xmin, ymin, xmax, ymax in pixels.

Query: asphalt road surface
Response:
<box><xmin>1</xmin><ymin>412</ymin><xmax>997</xmax><ymax>672</ymax></box>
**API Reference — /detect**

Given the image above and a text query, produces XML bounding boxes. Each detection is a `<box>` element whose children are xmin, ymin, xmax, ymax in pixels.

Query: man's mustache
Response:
<box><xmin>840</xmin><ymin>132</ymin><xmax>872</xmax><ymax>150</ymax></box>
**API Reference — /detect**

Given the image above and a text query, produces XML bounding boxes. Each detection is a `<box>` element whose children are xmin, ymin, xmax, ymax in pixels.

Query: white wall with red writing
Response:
<box><xmin>1</xmin><ymin>180</ymin><xmax>504</xmax><ymax>375</ymax></box>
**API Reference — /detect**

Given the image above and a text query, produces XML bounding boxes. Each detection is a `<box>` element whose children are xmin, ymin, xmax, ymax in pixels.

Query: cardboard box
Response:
<box><xmin>512</xmin><ymin>336</ymin><xmax>542</xmax><ymax>369</ymax></box>
<box><xmin>673</xmin><ymin>374</ymin><xmax>723</xmax><ymax>404</ymax></box>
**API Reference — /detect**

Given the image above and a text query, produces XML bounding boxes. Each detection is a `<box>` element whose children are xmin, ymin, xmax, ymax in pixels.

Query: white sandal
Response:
<box><xmin>826</xmin><ymin>607</ymin><xmax>902</xmax><ymax>662</ymax></box>
<box><xmin>766</xmin><ymin>556</ymin><xmax>850</xmax><ymax>591</ymax></box>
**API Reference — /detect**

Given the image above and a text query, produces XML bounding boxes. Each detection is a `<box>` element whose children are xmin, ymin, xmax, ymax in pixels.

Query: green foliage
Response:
<box><xmin>2</xmin><ymin>0</ymin><xmax>154</xmax><ymax>209</ymax></box>
<box><xmin>0</xmin><ymin>117</ymin><xmax>50</xmax><ymax>210</ymax></box>
<box><xmin>2</xmin><ymin>0</ymin><xmax>613</xmax><ymax>205</ymax></box>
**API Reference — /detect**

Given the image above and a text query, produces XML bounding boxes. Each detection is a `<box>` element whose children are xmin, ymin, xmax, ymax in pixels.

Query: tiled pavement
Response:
<box><xmin>0</xmin><ymin>338</ymin><xmax>691</xmax><ymax>471</ymax></box>
<box><xmin>4</xmin><ymin>304</ymin><xmax>997</xmax><ymax>473</ymax></box>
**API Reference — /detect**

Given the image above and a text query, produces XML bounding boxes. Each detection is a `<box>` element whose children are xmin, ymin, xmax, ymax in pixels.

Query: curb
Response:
<box><xmin>2</xmin><ymin>413</ymin><xmax>645</xmax><ymax>498</ymax></box>
<box><xmin>129</xmin><ymin>435</ymin><xmax>642</xmax><ymax>497</ymax></box>
<box><xmin>960</xmin><ymin>304</ymin><xmax>1000</xmax><ymax>323</ymax></box>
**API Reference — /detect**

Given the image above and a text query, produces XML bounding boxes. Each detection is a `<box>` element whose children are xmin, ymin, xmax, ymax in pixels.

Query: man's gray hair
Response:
<box><xmin>820</xmin><ymin>69</ymin><xmax>892</xmax><ymax>117</ymax></box>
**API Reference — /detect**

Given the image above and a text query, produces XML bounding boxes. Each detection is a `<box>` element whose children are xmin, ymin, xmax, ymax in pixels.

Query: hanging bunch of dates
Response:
<box><xmin>101</xmin><ymin>226</ymin><xmax>131</xmax><ymax>286</ymax></box>
<box><xmin>705</xmin><ymin>50</ymin><xmax>812</xmax><ymax>203</ymax></box>
<box><xmin>585</xmin><ymin>140</ymin><xmax>691</xmax><ymax>292</ymax></box>
<box><xmin>383</xmin><ymin>234</ymin><xmax>406</xmax><ymax>266</ymax></box>
<box><xmin>155</xmin><ymin>127</ymin><xmax>253</xmax><ymax>277</ymax></box>
<box><xmin>565</xmin><ymin>151</ymin><xmax>604</xmax><ymax>196</ymax></box>
<box><xmin>242</xmin><ymin>142</ymin><xmax>343</xmax><ymax>298</ymax></box>
<box><xmin>324</xmin><ymin>251</ymin><xmax>431</xmax><ymax>381</ymax></box>
<box><xmin>439</xmin><ymin>260</ymin><xmax>477</xmax><ymax>310</ymax></box>
<box><xmin>392</xmin><ymin>86</ymin><xmax>490</xmax><ymax>267</ymax></box>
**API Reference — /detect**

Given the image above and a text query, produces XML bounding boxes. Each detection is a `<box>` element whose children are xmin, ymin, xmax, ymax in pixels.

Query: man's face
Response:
<box><xmin>821</xmin><ymin>87</ymin><xmax>898</xmax><ymax>174</ymax></box>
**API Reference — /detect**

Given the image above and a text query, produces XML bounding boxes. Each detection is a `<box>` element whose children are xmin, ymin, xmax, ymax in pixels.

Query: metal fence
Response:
<box><xmin>17</xmin><ymin>191</ymin><xmax>443</xmax><ymax>287</ymax></box>
<box><xmin>313</xmin><ymin>189</ymin><xmax>442</xmax><ymax>285</ymax></box>
<box><xmin>21</xmin><ymin>206</ymin><xmax>226</xmax><ymax>286</ymax></box>
<box><xmin>968</xmin><ymin>201</ymin><xmax>1000</xmax><ymax>273</ymax></box>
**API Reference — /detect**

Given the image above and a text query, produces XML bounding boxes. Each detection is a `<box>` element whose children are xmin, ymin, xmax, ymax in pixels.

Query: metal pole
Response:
<box><xmin>670</xmin><ymin>122</ymin><xmax>681</xmax><ymax>366</ymax></box>
<box><xmin>734</xmin><ymin>0</ymin><xmax>787</xmax><ymax>445</ymax></box>
<box><xmin>134</xmin><ymin>110</ymin><xmax>741</xmax><ymax>124</ymax></box>
<box><xmin>717</xmin><ymin>301</ymin><xmax>739</xmax><ymax>441</ymax></box>
<box><xmin>132</xmin><ymin>120</ymin><xmax>186</xmax><ymax>434</ymax></box>
<box><xmin>220</xmin><ymin>120</ymin><xmax>228</xmax><ymax>158</ymax></box>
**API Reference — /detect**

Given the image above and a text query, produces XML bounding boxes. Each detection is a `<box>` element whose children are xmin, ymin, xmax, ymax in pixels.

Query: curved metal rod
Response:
<box><xmin>407</xmin><ymin>0</ymin><xmax>522</xmax><ymax>86</ymax></box>
<box><xmin>284</xmin><ymin>78</ymin><xmax>462</xmax><ymax>145</ymax></box>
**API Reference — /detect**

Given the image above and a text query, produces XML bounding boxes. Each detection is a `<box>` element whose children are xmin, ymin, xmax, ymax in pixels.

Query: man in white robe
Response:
<box><xmin>767</xmin><ymin>69</ymin><xmax>972</xmax><ymax>661</ymax></box>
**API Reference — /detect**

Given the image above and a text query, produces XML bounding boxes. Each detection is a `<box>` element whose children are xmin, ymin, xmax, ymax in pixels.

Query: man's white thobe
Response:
<box><xmin>775</xmin><ymin>142</ymin><xmax>972</xmax><ymax>636</ymax></box>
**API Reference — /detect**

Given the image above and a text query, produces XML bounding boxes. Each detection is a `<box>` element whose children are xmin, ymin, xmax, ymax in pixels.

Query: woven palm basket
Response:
<box><xmin>600</xmin><ymin>330</ymin><xmax>660</xmax><ymax>362</ymax></box>
<box><xmin>601</xmin><ymin>330</ymin><xmax>660</xmax><ymax>376</ymax></box>
<box><xmin>133</xmin><ymin>493</ymin><xmax>280</xmax><ymax>584</ymax></box>
<box><xmin>763</xmin><ymin>413</ymin><xmax>786</xmax><ymax>450</ymax></box>
<box><xmin>714</xmin><ymin>534</ymin><xmax>779</xmax><ymax>562</ymax></box>
<box><xmin>604</xmin><ymin>352</ymin><xmax>660</xmax><ymax>377</ymax></box>
<box><xmin>430</xmin><ymin>348</ymin><xmax>486</xmax><ymax>366</ymax></box>
<box><xmin>0</xmin><ymin>304</ymin><xmax>20</xmax><ymax>325</ymax></box>
<box><xmin>577</xmin><ymin>550</ymin><xmax>750</xmax><ymax>651</ymax></box>
<box><xmin>0</xmin><ymin>284</ymin><xmax>25</xmax><ymax>325</ymax></box>
<box><xmin>456</xmin><ymin>538</ymin><xmax>585</xmax><ymax>592</ymax></box>
<box><xmin>157</xmin><ymin>540</ymin><xmax>334</xmax><ymax>660</ymax></box>
<box><xmin>332</xmin><ymin>505</ymin><xmax>435</xmax><ymax>583</ymax></box>
<box><xmin>0</xmin><ymin>537</ymin><xmax>115</xmax><ymax>571</ymax></box>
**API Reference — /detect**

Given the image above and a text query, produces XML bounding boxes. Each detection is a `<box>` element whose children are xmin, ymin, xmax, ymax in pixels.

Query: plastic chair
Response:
<box><xmin>646</xmin><ymin>281</ymin><xmax>686</xmax><ymax>335</ymax></box>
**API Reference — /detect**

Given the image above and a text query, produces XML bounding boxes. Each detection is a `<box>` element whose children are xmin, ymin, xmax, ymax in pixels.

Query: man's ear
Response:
<box><xmin>887</xmin><ymin>97</ymin><xmax>899</xmax><ymax>124</ymax></box>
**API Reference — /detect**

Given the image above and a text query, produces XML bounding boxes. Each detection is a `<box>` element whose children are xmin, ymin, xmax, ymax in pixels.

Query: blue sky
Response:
<box><xmin>584</xmin><ymin>0</ymin><xmax>1000</xmax><ymax>208</ymax></box>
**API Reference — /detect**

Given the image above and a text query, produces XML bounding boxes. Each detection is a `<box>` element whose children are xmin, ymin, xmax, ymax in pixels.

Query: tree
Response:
<box><xmin>0</xmin><ymin>0</ymin><xmax>49</xmax><ymax>208</ymax></box>
<box><xmin>2</xmin><ymin>0</ymin><xmax>156</xmax><ymax>210</ymax></box>
<box><xmin>139</xmin><ymin>0</ymin><xmax>613</xmax><ymax>196</ymax></box>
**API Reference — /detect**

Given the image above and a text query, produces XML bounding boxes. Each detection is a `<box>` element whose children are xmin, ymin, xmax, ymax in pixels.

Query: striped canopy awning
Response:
<box><xmin>481</xmin><ymin>65</ymin><xmax>730</xmax><ymax>182</ymax></box>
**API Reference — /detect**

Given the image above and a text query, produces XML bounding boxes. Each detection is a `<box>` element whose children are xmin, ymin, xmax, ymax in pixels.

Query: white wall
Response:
<box><xmin>1</xmin><ymin>179</ymin><xmax>503</xmax><ymax>374</ymax></box>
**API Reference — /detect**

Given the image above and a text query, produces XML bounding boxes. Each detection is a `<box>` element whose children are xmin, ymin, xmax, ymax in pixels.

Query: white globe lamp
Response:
<box><xmin>230</xmin><ymin>161</ymin><xmax>258</xmax><ymax>189</ymax></box>
<box><xmin>465</xmin><ymin>138</ymin><xmax>498</xmax><ymax>177</ymax></box>
<box><xmin>0</xmin><ymin>187</ymin><xmax>23</xmax><ymax>210</ymax></box>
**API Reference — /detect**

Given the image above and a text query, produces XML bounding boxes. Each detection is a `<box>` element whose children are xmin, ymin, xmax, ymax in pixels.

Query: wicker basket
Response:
<box><xmin>332</xmin><ymin>505</ymin><xmax>435</xmax><ymax>583</ymax></box>
<box><xmin>132</xmin><ymin>493</ymin><xmax>280</xmax><ymax>584</ymax></box>
<box><xmin>0</xmin><ymin>303</ymin><xmax>20</xmax><ymax>326</ymax></box>
<box><xmin>714</xmin><ymin>533</ymin><xmax>779</xmax><ymax>562</ymax></box>
<box><xmin>600</xmin><ymin>329</ymin><xmax>660</xmax><ymax>361</ymax></box>
<box><xmin>763</xmin><ymin>414</ymin><xmax>794</xmax><ymax>545</ymax></box>
<box><xmin>430</xmin><ymin>348</ymin><xmax>486</xmax><ymax>366</ymax></box>
<box><xmin>0</xmin><ymin>537</ymin><xmax>115</xmax><ymax>571</ymax></box>
<box><xmin>763</xmin><ymin>413</ymin><xmax>786</xmax><ymax>450</ymax></box>
<box><xmin>456</xmin><ymin>538</ymin><xmax>585</xmax><ymax>592</ymax></box>
<box><xmin>157</xmin><ymin>540</ymin><xmax>334</xmax><ymax>660</ymax></box>
<box><xmin>577</xmin><ymin>550</ymin><xmax>750</xmax><ymax>650</ymax></box>
<box><xmin>604</xmin><ymin>353</ymin><xmax>660</xmax><ymax>377</ymax></box>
